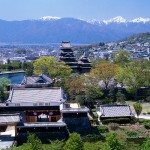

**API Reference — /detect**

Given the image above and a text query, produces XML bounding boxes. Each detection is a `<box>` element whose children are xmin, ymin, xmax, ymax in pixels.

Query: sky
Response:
<box><xmin>0</xmin><ymin>0</ymin><xmax>150</xmax><ymax>21</ymax></box>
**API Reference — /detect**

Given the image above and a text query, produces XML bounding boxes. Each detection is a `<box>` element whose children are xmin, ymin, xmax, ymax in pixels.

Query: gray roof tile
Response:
<box><xmin>99</xmin><ymin>105</ymin><xmax>134</xmax><ymax>117</ymax></box>
<box><xmin>8</xmin><ymin>88</ymin><xmax>63</xmax><ymax>103</ymax></box>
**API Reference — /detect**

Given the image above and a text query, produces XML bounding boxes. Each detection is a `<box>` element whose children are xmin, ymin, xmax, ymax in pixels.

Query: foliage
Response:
<box><xmin>116</xmin><ymin>60</ymin><xmax>150</xmax><ymax>97</ymax></box>
<box><xmin>97</xmin><ymin>125</ymin><xmax>109</xmax><ymax>133</ymax></box>
<box><xmin>125</xmin><ymin>131</ymin><xmax>138</xmax><ymax>138</ymax></box>
<box><xmin>108</xmin><ymin>123</ymin><xmax>119</xmax><ymax>131</ymax></box>
<box><xmin>142</xmin><ymin>137</ymin><xmax>150</xmax><ymax>150</ymax></box>
<box><xmin>133</xmin><ymin>102</ymin><xmax>142</xmax><ymax>117</ymax></box>
<box><xmin>85</xmin><ymin>85</ymin><xmax>103</xmax><ymax>102</ymax></box>
<box><xmin>143</xmin><ymin>122</ymin><xmax>150</xmax><ymax>129</ymax></box>
<box><xmin>102</xmin><ymin>118</ymin><xmax>131</xmax><ymax>124</ymax></box>
<box><xmin>105</xmin><ymin>132</ymin><xmax>125</xmax><ymax>150</ymax></box>
<box><xmin>22</xmin><ymin>62</ymin><xmax>34</xmax><ymax>76</ymax></box>
<box><xmin>0</xmin><ymin>77</ymin><xmax>10</xmax><ymax>91</ymax></box>
<box><xmin>116</xmin><ymin>91</ymin><xmax>126</xmax><ymax>104</ymax></box>
<box><xmin>64</xmin><ymin>133</ymin><xmax>84</xmax><ymax>150</ymax></box>
<box><xmin>47</xmin><ymin>140</ymin><xmax>64</xmax><ymax>150</ymax></box>
<box><xmin>90</xmin><ymin>61</ymin><xmax>119</xmax><ymax>90</ymax></box>
<box><xmin>27</xmin><ymin>133</ymin><xmax>43</xmax><ymax>150</ymax></box>
<box><xmin>0</xmin><ymin>77</ymin><xmax>10</xmax><ymax>102</ymax></box>
<box><xmin>113</xmin><ymin>49</ymin><xmax>132</xmax><ymax>66</ymax></box>
<box><xmin>84</xmin><ymin>141</ymin><xmax>104</xmax><ymax>150</ymax></box>
<box><xmin>33</xmin><ymin>56</ymin><xmax>72</xmax><ymax>78</ymax></box>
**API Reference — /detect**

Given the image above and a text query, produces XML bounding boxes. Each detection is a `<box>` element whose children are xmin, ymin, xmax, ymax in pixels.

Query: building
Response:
<box><xmin>21</xmin><ymin>74</ymin><xmax>53</xmax><ymax>88</ymax></box>
<box><xmin>97</xmin><ymin>104</ymin><xmax>134</xmax><ymax>123</ymax></box>
<box><xmin>78</xmin><ymin>53</ymin><xmax>92</xmax><ymax>73</ymax></box>
<box><xmin>59</xmin><ymin>41</ymin><xmax>78</xmax><ymax>72</ymax></box>
<box><xmin>59</xmin><ymin>41</ymin><xmax>92</xmax><ymax>73</ymax></box>
<box><xmin>0</xmin><ymin>87</ymin><xmax>91</xmax><ymax>144</ymax></box>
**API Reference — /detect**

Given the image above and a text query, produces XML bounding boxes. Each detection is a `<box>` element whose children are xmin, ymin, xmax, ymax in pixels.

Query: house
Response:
<box><xmin>97</xmin><ymin>104</ymin><xmax>134</xmax><ymax>123</ymax></box>
<box><xmin>21</xmin><ymin>74</ymin><xmax>53</xmax><ymax>88</ymax></box>
<box><xmin>0</xmin><ymin>87</ymin><xmax>90</xmax><ymax>143</ymax></box>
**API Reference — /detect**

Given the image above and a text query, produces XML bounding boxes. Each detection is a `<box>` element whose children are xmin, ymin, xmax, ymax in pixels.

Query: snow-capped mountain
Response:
<box><xmin>131</xmin><ymin>17</ymin><xmax>150</xmax><ymax>23</ymax></box>
<box><xmin>103</xmin><ymin>16</ymin><xmax>127</xmax><ymax>24</ymax></box>
<box><xmin>0</xmin><ymin>16</ymin><xmax>149</xmax><ymax>44</ymax></box>
<box><xmin>39</xmin><ymin>16</ymin><xmax>61</xmax><ymax>21</ymax></box>
<box><xmin>88</xmin><ymin>16</ymin><xmax>150</xmax><ymax>25</ymax></box>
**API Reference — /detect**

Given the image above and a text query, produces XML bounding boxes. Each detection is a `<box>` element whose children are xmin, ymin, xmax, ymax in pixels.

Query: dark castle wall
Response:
<box><xmin>62</xmin><ymin>113</ymin><xmax>91</xmax><ymax>134</ymax></box>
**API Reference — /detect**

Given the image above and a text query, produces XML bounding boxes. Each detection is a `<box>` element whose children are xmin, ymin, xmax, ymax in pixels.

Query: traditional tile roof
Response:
<box><xmin>0</xmin><ymin>114</ymin><xmax>20</xmax><ymax>124</ymax></box>
<box><xmin>99</xmin><ymin>105</ymin><xmax>134</xmax><ymax>118</ymax></box>
<box><xmin>21</xmin><ymin>74</ymin><xmax>53</xmax><ymax>85</ymax></box>
<box><xmin>8</xmin><ymin>87</ymin><xmax>64</xmax><ymax>104</ymax></box>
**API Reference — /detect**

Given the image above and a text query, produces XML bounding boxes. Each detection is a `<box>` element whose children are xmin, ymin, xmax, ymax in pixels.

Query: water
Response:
<box><xmin>0</xmin><ymin>71</ymin><xmax>25</xmax><ymax>84</ymax></box>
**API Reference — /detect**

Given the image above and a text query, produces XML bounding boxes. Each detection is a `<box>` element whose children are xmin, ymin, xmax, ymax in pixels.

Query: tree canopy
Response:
<box><xmin>33</xmin><ymin>56</ymin><xmax>72</xmax><ymax>78</ymax></box>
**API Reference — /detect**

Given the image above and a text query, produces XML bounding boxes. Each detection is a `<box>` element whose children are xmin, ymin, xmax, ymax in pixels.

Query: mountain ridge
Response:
<box><xmin>0</xmin><ymin>16</ymin><xmax>150</xmax><ymax>44</ymax></box>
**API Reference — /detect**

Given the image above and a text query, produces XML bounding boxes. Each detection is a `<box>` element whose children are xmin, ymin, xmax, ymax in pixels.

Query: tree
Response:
<box><xmin>23</xmin><ymin>62</ymin><xmax>34</xmax><ymax>76</ymax></box>
<box><xmin>27</xmin><ymin>133</ymin><xmax>43</xmax><ymax>150</ymax></box>
<box><xmin>105</xmin><ymin>132</ymin><xmax>125</xmax><ymax>150</ymax></box>
<box><xmin>65</xmin><ymin>75</ymin><xmax>86</xmax><ymax>101</ymax></box>
<box><xmin>116</xmin><ymin>60</ymin><xmax>150</xmax><ymax>99</ymax></box>
<box><xmin>113</xmin><ymin>49</ymin><xmax>132</xmax><ymax>66</ymax></box>
<box><xmin>116</xmin><ymin>91</ymin><xmax>126</xmax><ymax>104</ymax></box>
<box><xmin>48</xmin><ymin>140</ymin><xmax>64</xmax><ymax>150</ymax></box>
<box><xmin>0</xmin><ymin>78</ymin><xmax>10</xmax><ymax>102</ymax></box>
<box><xmin>64</xmin><ymin>133</ymin><xmax>84</xmax><ymax>150</ymax></box>
<box><xmin>33</xmin><ymin>56</ymin><xmax>72</xmax><ymax>78</ymax></box>
<box><xmin>133</xmin><ymin>102</ymin><xmax>142</xmax><ymax>118</ymax></box>
<box><xmin>90</xmin><ymin>62</ymin><xmax>119</xmax><ymax>90</ymax></box>
<box><xmin>90</xmin><ymin>61</ymin><xmax>119</xmax><ymax>97</ymax></box>
<box><xmin>142</xmin><ymin>137</ymin><xmax>150</xmax><ymax>150</ymax></box>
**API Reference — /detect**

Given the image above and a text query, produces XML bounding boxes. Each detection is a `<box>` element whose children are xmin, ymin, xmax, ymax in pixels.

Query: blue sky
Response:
<box><xmin>0</xmin><ymin>0</ymin><xmax>149</xmax><ymax>20</ymax></box>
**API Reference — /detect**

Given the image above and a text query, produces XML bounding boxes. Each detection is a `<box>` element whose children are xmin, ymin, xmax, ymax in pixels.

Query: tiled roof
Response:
<box><xmin>21</xmin><ymin>74</ymin><xmax>53</xmax><ymax>85</ymax></box>
<box><xmin>0</xmin><ymin>114</ymin><xmax>20</xmax><ymax>124</ymax></box>
<box><xmin>8</xmin><ymin>88</ymin><xmax>63</xmax><ymax>103</ymax></box>
<box><xmin>99</xmin><ymin>105</ymin><xmax>134</xmax><ymax>118</ymax></box>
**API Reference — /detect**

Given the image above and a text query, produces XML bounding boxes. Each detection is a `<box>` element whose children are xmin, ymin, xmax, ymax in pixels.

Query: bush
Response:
<box><xmin>82</xmin><ymin>134</ymin><xmax>104</xmax><ymax>142</ymax></box>
<box><xmin>102</xmin><ymin>117</ymin><xmax>132</xmax><ymax>124</ymax></box>
<box><xmin>144</xmin><ymin>122</ymin><xmax>150</xmax><ymax>129</ymax></box>
<box><xmin>126</xmin><ymin>131</ymin><xmax>138</xmax><ymax>138</ymax></box>
<box><xmin>97</xmin><ymin>125</ymin><xmax>108</xmax><ymax>133</ymax></box>
<box><xmin>64</xmin><ymin>133</ymin><xmax>84</xmax><ymax>150</ymax></box>
<box><xmin>108</xmin><ymin>123</ymin><xmax>119</xmax><ymax>131</ymax></box>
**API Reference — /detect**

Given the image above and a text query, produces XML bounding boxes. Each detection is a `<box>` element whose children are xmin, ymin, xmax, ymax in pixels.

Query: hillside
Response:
<box><xmin>123</xmin><ymin>32</ymin><xmax>150</xmax><ymax>44</ymax></box>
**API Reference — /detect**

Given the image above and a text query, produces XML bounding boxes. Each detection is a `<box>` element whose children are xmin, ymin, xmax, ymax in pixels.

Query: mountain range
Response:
<box><xmin>0</xmin><ymin>16</ymin><xmax>150</xmax><ymax>44</ymax></box>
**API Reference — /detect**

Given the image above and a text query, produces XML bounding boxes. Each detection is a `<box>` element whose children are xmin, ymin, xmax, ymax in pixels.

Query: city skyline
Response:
<box><xmin>0</xmin><ymin>0</ymin><xmax>149</xmax><ymax>21</ymax></box>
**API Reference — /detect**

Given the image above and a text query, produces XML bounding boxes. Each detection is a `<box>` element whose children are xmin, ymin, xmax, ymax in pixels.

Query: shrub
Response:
<box><xmin>108</xmin><ymin>123</ymin><xmax>119</xmax><ymax>131</ymax></box>
<box><xmin>126</xmin><ymin>131</ymin><xmax>138</xmax><ymax>138</ymax></box>
<box><xmin>64</xmin><ymin>133</ymin><xmax>84</xmax><ymax>150</ymax></box>
<box><xmin>97</xmin><ymin>125</ymin><xmax>109</xmax><ymax>133</ymax></box>
<box><xmin>102</xmin><ymin>117</ymin><xmax>131</xmax><ymax>124</ymax></box>
<box><xmin>82</xmin><ymin>134</ymin><xmax>104</xmax><ymax>142</ymax></box>
<box><xmin>144</xmin><ymin>122</ymin><xmax>150</xmax><ymax>129</ymax></box>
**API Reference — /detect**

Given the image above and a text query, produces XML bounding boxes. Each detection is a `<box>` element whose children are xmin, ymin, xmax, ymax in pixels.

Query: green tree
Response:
<box><xmin>116</xmin><ymin>60</ymin><xmax>150</xmax><ymax>99</ymax></box>
<box><xmin>105</xmin><ymin>132</ymin><xmax>125</xmax><ymax>150</ymax></box>
<box><xmin>133</xmin><ymin>102</ymin><xmax>142</xmax><ymax>118</ymax></box>
<box><xmin>64</xmin><ymin>133</ymin><xmax>84</xmax><ymax>150</ymax></box>
<box><xmin>142</xmin><ymin>137</ymin><xmax>150</xmax><ymax>150</ymax></box>
<box><xmin>23</xmin><ymin>62</ymin><xmax>34</xmax><ymax>76</ymax></box>
<box><xmin>33</xmin><ymin>56</ymin><xmax>72</xmax><ymax>78</ymax></box>
<box><xmin>116</xmin><ymin>91</ymin><xmax>126</xmax><ymax>104</ymax></box>
<box><xmin>0</xmin><ymin>78</ymin><xmax>10</xmax><ymax>102</ymax></box>
<box><xmin>90</xmin><ymin>62</ymin><xmax>119</xmax><ymax>90</ymax></box>
<box><xmin>27</xmin><ymin>133</ymin><xmax>43</xmax><ymax>150</ymax></box>
<box><xmin>48</xmin><ymin>140</ymin><xmax>64</xmax><ymax>150</ymax></box>
<box><xmin>113</xmin><ymin>49</ymin><xmax>132</xmax><ymax>66</ymax></box>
